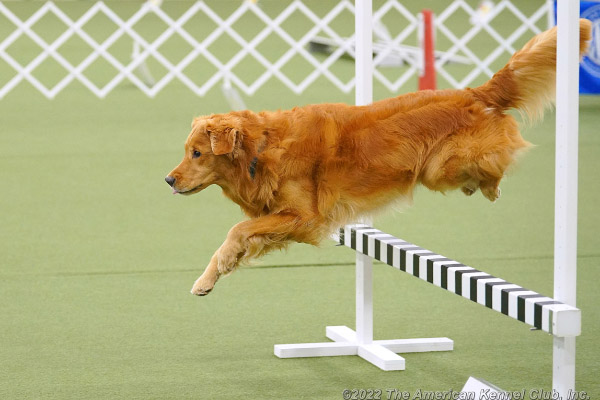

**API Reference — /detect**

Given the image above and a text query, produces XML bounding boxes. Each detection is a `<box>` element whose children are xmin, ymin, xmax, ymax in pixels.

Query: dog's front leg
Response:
<box><xmin>189</xmin><ymin>252</ymin><xmax>222</xmax><ymax>296</ymax></box>
<box><xmin>190</xmin><ymin>213</ymin><xmax>311</xmax><ymax>296</ymax></box>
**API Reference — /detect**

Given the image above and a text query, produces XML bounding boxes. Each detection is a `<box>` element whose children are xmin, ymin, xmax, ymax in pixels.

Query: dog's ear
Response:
<box><xmin>209</xmin><ymin>128</ymin><xmax>239</xmax><ymax>156</ymax></box>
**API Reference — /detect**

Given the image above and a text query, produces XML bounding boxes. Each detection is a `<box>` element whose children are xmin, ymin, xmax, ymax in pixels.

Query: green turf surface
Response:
<box><xmin>1</xmin><ymin>1</ymin><xmax>599</xmax><ymax>399</ymax></box>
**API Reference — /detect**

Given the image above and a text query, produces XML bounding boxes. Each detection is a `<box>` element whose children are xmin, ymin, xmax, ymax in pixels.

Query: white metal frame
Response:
<box><xmin>276</xmin><ymin>0</ymin><xmax>582</xmax><ymax>392</ymax></box>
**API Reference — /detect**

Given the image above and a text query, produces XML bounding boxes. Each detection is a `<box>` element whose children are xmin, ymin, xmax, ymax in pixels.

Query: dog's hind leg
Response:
<box><xmin>473</xmin><ymin>153</ymin><xmax>508</xmax><ymax>202</ymax></box>
<box><xmin>480</xmin><ymin>178</ymin><xmax>502</xmax><ymax>202</ymax></box>
<box><xmin>461</xmin><ymin>178</ymin><xmax>479</xmax><ymax>196</ymax></box>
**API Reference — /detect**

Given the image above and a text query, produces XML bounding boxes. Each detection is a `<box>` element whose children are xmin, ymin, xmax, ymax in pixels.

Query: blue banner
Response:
<box><xmin>555</xmin><ymin>1</ymin><xmax>600</xmax><ymax>94</ymax></box>
<box><xmin>580</xmin><ymin>2</ymin><xmax>600</xmax><ymax>94</ymax></box>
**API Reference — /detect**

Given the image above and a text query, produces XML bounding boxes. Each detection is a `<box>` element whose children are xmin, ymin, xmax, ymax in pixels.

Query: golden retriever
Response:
<box><xmin>166</xmin><ymin>20</ymin><xmax>591</xmax><ymax>296</ymax></box>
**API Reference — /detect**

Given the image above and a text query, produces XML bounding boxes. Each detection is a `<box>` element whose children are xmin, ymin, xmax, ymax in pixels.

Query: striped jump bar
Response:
<box><xmin>340</xmin><ymin>224</ymin><xmax>581</xmax><ymax>337</ymax></box>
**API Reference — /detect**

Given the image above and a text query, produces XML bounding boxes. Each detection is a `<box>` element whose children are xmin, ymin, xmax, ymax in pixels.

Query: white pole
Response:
<box><xmin>356</xmin><ymin>252</ymin><xmax>373</xmax><ymax>344</ymax></box>
<box><xmin>553</xmin><ymin>0</ymin><xmax>579</xmax><ymax>393</ymax></box>
<box><xmin>355</xmin><ymin>0</ymin><xmax>373</xmax><ymax>107</ymax></box>
<box><xmin>354</xmin><ymin>0</ymin><xmax>373</xmax><ymax>344</ymax></box>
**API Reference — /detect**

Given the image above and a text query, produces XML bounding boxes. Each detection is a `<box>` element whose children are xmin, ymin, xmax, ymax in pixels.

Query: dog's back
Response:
<box><xmin>266</xmin><ymin>19</ymin><xmax>592</xmax><ymax>221</ymax></box>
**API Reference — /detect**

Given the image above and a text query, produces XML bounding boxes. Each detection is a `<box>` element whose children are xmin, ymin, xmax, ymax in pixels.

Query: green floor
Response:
<box><xmin>1</xmin><ymin>1</ymin><xmax>599</xmax><ymax>399</ymax></box>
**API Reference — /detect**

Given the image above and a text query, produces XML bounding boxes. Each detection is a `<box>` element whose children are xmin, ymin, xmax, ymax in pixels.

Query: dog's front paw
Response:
<box><xmin>190</xmin><ymin>274</ymin><xmax>217</xmax><ymax>296</ymax></box>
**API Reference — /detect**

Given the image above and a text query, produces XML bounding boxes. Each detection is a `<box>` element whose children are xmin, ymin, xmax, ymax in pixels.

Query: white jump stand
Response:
<box><xmin>274</xmin><ymin>252</ymin><xmax>453</xmax><ymax>371</ymax></box>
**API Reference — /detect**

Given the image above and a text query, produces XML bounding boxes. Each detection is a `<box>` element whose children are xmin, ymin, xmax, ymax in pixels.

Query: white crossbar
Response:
<box><xmin>342</xmin><ymin>224</ymin><xmax>581</xmax><ymax>338</ymax></box>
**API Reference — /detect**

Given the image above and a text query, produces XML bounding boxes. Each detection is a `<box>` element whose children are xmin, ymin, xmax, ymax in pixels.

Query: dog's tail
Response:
<box><xmin>473</xmin><ymin>19</ymin><xmax>592</xmax><ymax>122</ymax></box>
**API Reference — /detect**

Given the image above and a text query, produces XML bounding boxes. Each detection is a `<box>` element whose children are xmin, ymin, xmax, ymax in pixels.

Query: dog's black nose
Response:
<box><xmin>165</xmin><ymin>176</ymin><xmax>176</xmax><ymax>187</ymax></box>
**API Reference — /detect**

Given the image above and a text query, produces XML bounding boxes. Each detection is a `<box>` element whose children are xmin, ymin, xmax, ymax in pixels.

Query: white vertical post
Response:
<box><xmin>355</xmin><ymin>0</ymin><xmax>373</xmax><ymax>107</ymax></box>
<box><xmin>354</xmin><ymin>0</ymin><xmax>373</xmax><ymax>344</ymax></box>
<box><xmin>553</xmin><ymin>0</ymin><xmax>579</xmax><ymax>394</ymax></box>
<box><xmin>356</xmin><ymin>252</ymin><xmax>373</xmax><ymax>344</ymax></box>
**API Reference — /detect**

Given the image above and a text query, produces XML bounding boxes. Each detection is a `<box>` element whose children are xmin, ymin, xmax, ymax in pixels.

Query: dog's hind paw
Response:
<box><xmin>482</xmin><ymin>186</ymin><xmax>501</xmax><ymax>202</ymax></box>
<box><xmin>461</xmin><ymin>186</ymin><xmax>476</xmax><ymax>196</ymax></box>
<box><xmin>461</xmin><ymin>180</ymin><xmax>479</xmax><ymax>197</ymax></box>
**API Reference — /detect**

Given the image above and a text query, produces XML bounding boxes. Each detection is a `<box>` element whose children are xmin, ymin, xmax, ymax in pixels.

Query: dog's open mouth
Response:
<box><xmin>173</xmin><ymin>184</ymin><xmax>203</xmax><ymax>195</ymax></box>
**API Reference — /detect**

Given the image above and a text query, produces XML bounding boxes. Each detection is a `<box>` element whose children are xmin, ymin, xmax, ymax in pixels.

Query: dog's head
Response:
<box><xmin>165</xmin><ymin>114</ymin><xmax>243</xmax><ymax>195</ymax></box>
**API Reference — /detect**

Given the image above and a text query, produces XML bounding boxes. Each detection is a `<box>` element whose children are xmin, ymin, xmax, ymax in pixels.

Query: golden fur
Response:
<box><xmin>166</xmin><ymin>20</ymin><xmax>591</xmax><ymax>296</ymax></box>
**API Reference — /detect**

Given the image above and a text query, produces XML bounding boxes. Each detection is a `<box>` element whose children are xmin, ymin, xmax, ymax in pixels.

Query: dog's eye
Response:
<box><xmin>192</xmin><ymin>150</ymin><xmax>202</xmax><ymax>159</ymax></box>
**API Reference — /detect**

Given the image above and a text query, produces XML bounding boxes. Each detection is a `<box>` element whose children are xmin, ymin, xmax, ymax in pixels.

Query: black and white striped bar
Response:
<box><xmin>340</xmin><ymin>224</ymin><xmax>580</xmax><ymax>337</ymax></box>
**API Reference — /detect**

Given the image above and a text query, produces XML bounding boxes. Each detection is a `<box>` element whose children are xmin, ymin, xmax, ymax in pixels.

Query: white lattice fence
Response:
<box><xmin>435</xmin><ymin>0</ymin><xmax>552</xmax><ymax>88</ymax></box>
<box><xmin>0</xmin><ymin>0</ymin><xmax>551</xmax><ymax>99</ymax></box>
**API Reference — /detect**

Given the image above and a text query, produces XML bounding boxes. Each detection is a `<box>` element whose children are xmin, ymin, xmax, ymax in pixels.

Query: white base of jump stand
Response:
<box><xmin>275</xmin><ymin>325</ymin><xmax>453</xmax><ymax>371</ymax></box>
<box><xmin>275</xmin><ymin>238</ymin><xmax>453</xmax><ymax>371</ymax></box>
